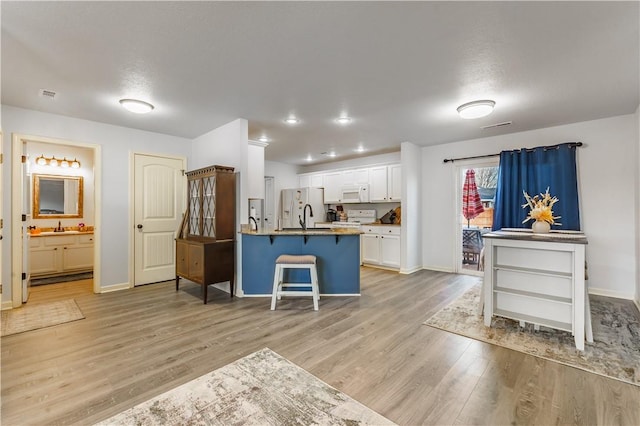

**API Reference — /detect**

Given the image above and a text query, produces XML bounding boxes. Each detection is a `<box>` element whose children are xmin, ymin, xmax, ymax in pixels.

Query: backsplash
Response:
<box><xmin>325</xmin><ymin>202</ymin><xmax>401</xmax><ymax>221</ymax></box>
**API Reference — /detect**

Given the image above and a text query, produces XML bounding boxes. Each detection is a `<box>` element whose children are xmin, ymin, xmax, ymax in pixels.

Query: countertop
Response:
<box><xmin>30</xmin><ymin>230</ymin><xmax>94</xmax><ymax>237</ymax></box>
<box><xmin>240</xmin><ymin>228</ymin><xmax>363</xmax><ymax>236</ymax></box>
<box><xmin>484</xmin><ymin>229</ymin><xmax>588</xmax><ymax>244</ymax></box>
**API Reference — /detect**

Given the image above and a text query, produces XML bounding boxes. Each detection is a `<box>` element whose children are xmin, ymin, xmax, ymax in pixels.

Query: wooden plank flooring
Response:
<box><xmin>2</xmin><ymin>268</ymin><xmax>639</xmax><ymax>425</ymax></box>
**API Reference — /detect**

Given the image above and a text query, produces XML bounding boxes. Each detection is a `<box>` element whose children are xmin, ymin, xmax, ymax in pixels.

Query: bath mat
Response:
<box><xmin>96</xmin><ymin>348</ymin><xmax>395</xmax><ymax>425</ymax></box>
<box><xmin>1</xmin><ymin>299</ymin><xmax>85</xmax><ymax>337</ymax></box>
<box><xmin>424</xmin><ymin>285</ymin><xmax>640</xmax><ymax>386</ymax></box>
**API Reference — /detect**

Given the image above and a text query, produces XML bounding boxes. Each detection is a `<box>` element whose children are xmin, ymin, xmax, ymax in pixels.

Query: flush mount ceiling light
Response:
<box><xmin>284</xmin><ymin>117</ymin><xmax>300</xmax><ymax>125</ymax></box>
<box><xmin>119</xmin><ymin>98</ymin><xmax>155</xmax><ymax>114</ymax></box>
<box><xmin>457</xmin><ymin>100</ymin><xmax>496</xmax><ymax>119</ymax></box>
<box><xmin>335</xmin><ymin>116</ymin><xmax>352</xmax><ymax>125</ymax></box>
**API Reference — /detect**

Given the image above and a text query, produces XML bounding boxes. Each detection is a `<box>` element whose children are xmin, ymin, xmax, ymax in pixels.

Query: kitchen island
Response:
<box><xmin>241</xmin><ymin>228</ymin><xmax>362</xmax><ymax>296</ymax></box>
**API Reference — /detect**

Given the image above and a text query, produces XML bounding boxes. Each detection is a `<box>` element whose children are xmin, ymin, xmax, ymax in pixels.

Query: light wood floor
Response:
<box><xmin>2</xmin><ymin>268</ymin><xmax>639</xmax><ymax>425</ymax></box>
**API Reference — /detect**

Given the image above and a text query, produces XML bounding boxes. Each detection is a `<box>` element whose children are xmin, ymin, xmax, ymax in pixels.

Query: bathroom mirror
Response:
<box><xmin>33</xmin><ymin>174</ymin><xmax>83</xmax><ymax>218</ymax></box>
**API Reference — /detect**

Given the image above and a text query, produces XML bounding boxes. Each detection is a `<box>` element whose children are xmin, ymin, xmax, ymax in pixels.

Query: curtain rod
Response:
<box><xmin>443</xmin><ymin>141</ymin><xmax>583</xmax><ymax>163</ymax></box>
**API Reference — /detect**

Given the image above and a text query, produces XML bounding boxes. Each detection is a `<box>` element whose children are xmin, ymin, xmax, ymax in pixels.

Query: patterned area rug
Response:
<box><xmin>97</xmin><ymin>348</ymin><xmax>395</xmax><ymax>425</ymax></box>
<box><xmin>424</xmin><ymin>285</ymin><xmax>640</xmax><ymax>386</ymax></box>
<box><xmin>31</xmin><ymin>271</ymin><xmax>93</xmax><ymax>286</ymax></box>
<box><xmin>1</xmin><ymin>299</ymin><xmax>85</xmax><ymax>337</ymax></box>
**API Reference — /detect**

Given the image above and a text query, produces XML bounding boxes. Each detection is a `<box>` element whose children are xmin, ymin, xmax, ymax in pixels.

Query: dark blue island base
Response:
<box><xmin>241</xmin><ymin>233</ymin><xmax>361</xmax><ymax>296</ymax></box>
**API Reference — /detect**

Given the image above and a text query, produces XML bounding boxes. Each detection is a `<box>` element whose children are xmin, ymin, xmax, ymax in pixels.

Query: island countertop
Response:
<box><xmin>240</xmin><ymin>228</ymin><xmax>363</xmax><ymax>236</ymax></box>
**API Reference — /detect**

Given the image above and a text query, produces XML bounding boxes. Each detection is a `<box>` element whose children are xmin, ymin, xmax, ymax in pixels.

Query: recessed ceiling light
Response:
<box><xmin>305</xmin><ymin>155</ymin><xmax>313</xmax><ymax>162</ymax></box>
<box><xmin>355</xmin><ymin>146</ymin><xmax>365</xmax><ymax>153</ymax></box>
<box><xmin>284</xmin><ymin>117</ymin><xmax>300</xmax><ymax>125</ymax></box>
<box><xmin>335</xmin><ymin>116</ymin><xmax>352</xmax><ymax>125</ymax></box>
<box><xmin>119</xmin><ymin>98</ymin><xmax>155</xmax><ymax>114</ymax></box>
<box><xmin>326</xmin><ymin>151</ymin><xmax>337</xmax><ymax>157</ymax></box>
<box><xmin>457</xmin><ymin>100</ymin><xmax>495</xmax><ymax>119</ymax></box>
<box><xmin>258</xmin><ymin>136</ymin><xmax>269</xmax><ymax>142</ymax></box>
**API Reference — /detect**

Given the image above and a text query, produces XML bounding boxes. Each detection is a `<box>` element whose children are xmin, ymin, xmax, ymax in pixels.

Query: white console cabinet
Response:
<box><xmin>361</xmin><ymin>225</ymin><xmax>401</xmax><ymax>269</ymax></box>
<box><xmin>30</xmin><ymin>233</ymin><xmax>94</xmax><ymax>277</ymax></box>
<box><xmin>482</xmin><ymin>230</ymin><xmax>592</xmax><ymax>350</ymax></box>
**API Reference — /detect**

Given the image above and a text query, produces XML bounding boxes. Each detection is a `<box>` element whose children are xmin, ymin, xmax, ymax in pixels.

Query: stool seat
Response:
<box><xmin>271</xmin><ymin>254</ymin><xmax>320</xmax><ymax>311</ymax></box>
<box><xmin>276</xmin><ymin>254</ymin><xmax>316</xmax><ymax>265</ymax></box>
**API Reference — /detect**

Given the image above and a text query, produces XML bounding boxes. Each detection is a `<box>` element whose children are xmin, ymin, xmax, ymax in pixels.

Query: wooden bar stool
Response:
<box><xmin>271</xmin><ymin>254</ymin><xmax>319</xmax><ymax>311</ymax></box>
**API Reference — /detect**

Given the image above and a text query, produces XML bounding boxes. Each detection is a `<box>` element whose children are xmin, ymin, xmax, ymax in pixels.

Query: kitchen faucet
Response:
<box><xmin>249</xmin><ymin>216</ymin><xmax>258</xmax><ymax>232</ymax></box>
<box><xmin>298</xmin><ymin>204</ymin><xmax>314</xmax><ymax>230</ymax></box>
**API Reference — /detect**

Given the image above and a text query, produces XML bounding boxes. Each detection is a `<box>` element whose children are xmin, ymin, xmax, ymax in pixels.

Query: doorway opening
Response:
<box><xmin>11</xmin><ymin>134</ymin><xmax>101</xmax><ymax>307</ymax></box>
<box><xmin>455</xmin><ymin>161</ymin><xmax>498</xmax><ymax>275</ymax></box>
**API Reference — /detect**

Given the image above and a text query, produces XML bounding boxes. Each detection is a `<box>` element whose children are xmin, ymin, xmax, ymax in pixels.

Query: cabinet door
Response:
<box><xmin>388</xmin><ymin>164</ymin><xmax>402</xmax><ymax>201</ymax></box>
<box><xmin>30</xmin><ymin>247</ymin><xmax>61</xmax><ymax>275</ymax></box>
<box><xmin>188</xmin><ymin>244</ymin><xmax>204</xmax><ymax>283</ymax></box>
<box><xmin>361</xmin><ymin>234</ymin><xmax>381</xmax><ymax>264</ymax></box>
<box><xmin>323</xmin><ymin>172</ymin><xmax>343</xmax><ymax>203</ymax></box>
<box><xmin>369</xmin><ymin>166</ymin><xmax>388</xmax><ymax>202</ymax></box>
<box><xmin>354</xmin><ymin>168</ymin><xmax>370</xmax><ymax>184</ymax></box>
<box><xmin>380</xmin><ymin>234</ymin><xmax>401</xmax><ymax>268</ymax></box>
<box><xmin>298</xmin><ymin>174</ymin><xmax>311</xmax><ymax>188</ymax></box>
<box><xmin>63</xmin><ymin>246</ymin><xmax>93</xmax><ymax>271</ymax></box>
<box><xmin>176</xmin><ymin>241</ymin><xmax>189</xmax><ymax>276</ymax></box>
<box><xmin>310</xmin><ymin>174</ymin><xmax>324</xmax><ymax>187</ymax></box>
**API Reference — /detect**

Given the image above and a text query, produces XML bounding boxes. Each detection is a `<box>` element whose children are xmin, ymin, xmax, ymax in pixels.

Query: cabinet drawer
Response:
<box><xmin>495</xmin><ymin>246</ymin><xmax>572</xmax><ymax>273</ymax></box>
<box><xmin>361</xmin><ymin>226</ymin><xmax>378</xmax><ymax>234</ymax></box>
<box><xmin>378</xmin><ymin>226</ymin><xmax>400</xmax><ymax>235</ymax></box>
<box><xmin>29</xmin><ymin>238</ymin><xmax>43</xmax><ymax>248</ymax></box>
<box><xmin>495</xmin><ymin>269</ymin><xmax>572</xmax><ymax>299</ymax></box>
<box><xmin>494</xmin><ymin>291</ymin><xmax>572</xmax><ymax>328</ymax></box>
<box><xmin>44</xmin><ymin>235</ymin><xmax>75</xmax><ymax>246</ymax></box>
<box><xmin>78</xmin><ymin>234</ymin><xmax>94</xmax><ymax>244</ymax></box>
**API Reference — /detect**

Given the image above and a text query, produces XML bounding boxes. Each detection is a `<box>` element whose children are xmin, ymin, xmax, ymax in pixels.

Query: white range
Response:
<box><xmin>330</xmin><ymin>210</ymin><xmax>377</xmax><ymax>229</ymax></box>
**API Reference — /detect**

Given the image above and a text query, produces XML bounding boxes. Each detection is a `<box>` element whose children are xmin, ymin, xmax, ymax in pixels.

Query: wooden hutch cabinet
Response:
<box><xmin>176</xmin><ymin>165</ymin><xmax>236</xmax><ymax>303</ymax></box>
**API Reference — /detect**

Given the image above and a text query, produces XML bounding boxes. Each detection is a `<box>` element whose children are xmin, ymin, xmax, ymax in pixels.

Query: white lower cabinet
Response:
<box><xmin>361</xmin><ymin>226</ymin><xmax>401</xmax><ymax>270</ymax></box>
<box><xmin>30</xmin><ymin>233</ymin><xmax>94</xmax><ymax>277</ymax></box>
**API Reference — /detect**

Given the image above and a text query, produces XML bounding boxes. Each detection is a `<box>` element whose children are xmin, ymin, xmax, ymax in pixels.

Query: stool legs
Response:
<box><xmin>271</xmin><ymin>263</ymin><xmax>319</xmax><ymax>311</ymax></box>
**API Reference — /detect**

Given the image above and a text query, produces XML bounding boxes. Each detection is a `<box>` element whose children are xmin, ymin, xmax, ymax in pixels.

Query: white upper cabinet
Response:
<box><xmin>369</xmin><ymin>166</ymin><xmax>389</xmax><ymax>202</ymax></box>
<box><xmin>343</xmin><ymin>168</ymin><xmax>370</xmax><ymax>185</ymax></box>
<box><xmin>310</xmin><ymin>174</ymin><xmax>324</xmax><ymax>187</ymax></box>
<box><xmin>388</xmin><ymin>164</ymin><xmax>402</xmax><ymax>202</ymax></box>
<box><xmin>297</xmin><ymin>173</ymin><xmax>324</xmax><ymax>188</ymax></box>
<box><xmin>323</xmin><ymin>171</ymin><xmax>344</xmax><ymax>203</ymax></box>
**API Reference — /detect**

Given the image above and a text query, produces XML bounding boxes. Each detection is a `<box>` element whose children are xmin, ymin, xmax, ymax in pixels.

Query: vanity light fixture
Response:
<box><xmin>34</xmin><ymin>155</ymin><xmax>81</xmax><ymax>169</ymax></box>
<box><xmin>119</xmin><ymin>98</ymin><xmax>155</xmax><ymax>114</ymax></box>
<box><xmin>335</xmin><ymin>116</ymin><xmax>352</xmax><ymax>125</ymax></box>
<box><xmin>284</xmin><ymin>116</ymin><xmax>300</xmax><ymax>125</ymax></box>
<box><xmin>457</xmin><ymin>100</ymin><xmax>496</xmax><ymax>119</ymax></box>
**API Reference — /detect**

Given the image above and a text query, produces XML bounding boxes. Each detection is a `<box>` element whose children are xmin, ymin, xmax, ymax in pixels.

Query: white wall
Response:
<box><xmin>26</xmin><ymin>142</ymin><xmax>94</xmax><ymax>230</ymax></box>
<box><xmin>1</xmin><ymin>105</ymin><xmax>192</xmax><ymax>299</ymax></box>
<box><xmin>400</xmin><ymin>142</ymin><xmax>422</xmax><ymax>273</ymax></box>
<box><xmin>191</xmin><ymin>118</ymin><xmax>249</xmax><ymax>295</ymax></box>
<box><xmin>264</xmin><ymin>160</ymin><xmax>298</xmax><ymax>222</ymax></box>
<box><xmin>247</xmin><ymin>142</ymin><xmax>265</xmax><ymax>199</ymax></box>
<box><xmin>422</xmin><ymin>114</ymin><xmax>638</xmax><ymax>299</ymax></box>
<box><xmin>635</xmin><ymin>105</ymin><xmax>640</xmax><ymax>308</ymax></box>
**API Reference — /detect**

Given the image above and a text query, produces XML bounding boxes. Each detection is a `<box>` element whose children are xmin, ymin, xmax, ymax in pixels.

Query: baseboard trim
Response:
<box><xmin>422</xmin><ymin>266</ymin><xmax>455</xmax><ymax>273</ymax></box>
<box><xmin>633</xmin><ymin>298</ymin><xmax>640</xmax><ymax>313</ymax></box>
<box><xmin>587</xmin><ymin>287</ymin><xmax>635</xmax><ymax>300</ymax></box>
<box><xmin>400</xmin><ymin>266</ymin><xmax>422</xmax><ymax>275</ymax></box>
<box><xmin>1</xmin><ymin>300</ymin><xmax>14</xmax><ymax>310</ymax></box>
<box><xmin>100</xmin><ymin>282</ymin><xmax>131</xmax><ymax>293</ymax></box>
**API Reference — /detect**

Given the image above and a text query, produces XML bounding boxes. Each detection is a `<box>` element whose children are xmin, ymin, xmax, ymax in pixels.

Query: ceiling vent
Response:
<box><xmin>39</xmin><ymin>89</ymin><xmax>57</xmax><ymax>99</ymax></box>
<box><xmin>481</xmin><ymin>121</ymin><xmax>512</xmax><ymax>130</ymax></box>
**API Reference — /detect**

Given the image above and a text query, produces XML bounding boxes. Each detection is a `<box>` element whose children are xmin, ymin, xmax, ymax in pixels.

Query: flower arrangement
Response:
<box><xmin>522</xmin><ymin>188</ymin><xmax>561</xmax><ymax>225</ymax></box>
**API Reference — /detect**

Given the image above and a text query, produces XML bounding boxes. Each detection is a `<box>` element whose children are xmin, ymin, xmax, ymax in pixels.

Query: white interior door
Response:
<box><xmin>134</xmin><ymin>154</ymin><xmax>185</xmax><ymax>286</ymax></box>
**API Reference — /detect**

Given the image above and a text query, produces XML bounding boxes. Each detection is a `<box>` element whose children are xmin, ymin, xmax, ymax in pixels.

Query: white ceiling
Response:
<box><xmin>2</xmin><ymin>2</ymin><xmax>638</xmax><ymax>165</ymax></box>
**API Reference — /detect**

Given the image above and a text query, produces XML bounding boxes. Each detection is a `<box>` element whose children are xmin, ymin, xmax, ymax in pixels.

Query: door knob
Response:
<box><xmin>137</xmin><ymin>224</ymin><xmax>143</xmax><ymax>229</ymax></box>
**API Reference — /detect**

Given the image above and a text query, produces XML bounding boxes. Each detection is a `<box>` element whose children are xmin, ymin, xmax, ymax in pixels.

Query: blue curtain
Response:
<box><xmin>493</xmin><ymin>143</ymin><xmax>580</xmax><ymax>231</ymax></box>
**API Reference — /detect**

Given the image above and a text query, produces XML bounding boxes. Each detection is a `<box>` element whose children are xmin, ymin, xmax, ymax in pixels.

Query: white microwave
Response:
<box><xmin>341</xmin><ymin>184</ymin><xmax>369</xmax><ymax>203</ymax></box>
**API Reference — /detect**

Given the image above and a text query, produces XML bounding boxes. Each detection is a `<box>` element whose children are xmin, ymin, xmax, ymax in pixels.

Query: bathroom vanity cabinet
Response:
<box><xmin>29</xmin><ymin>233</ymin><xmax>94</xmax><ymax>277</ymax></box>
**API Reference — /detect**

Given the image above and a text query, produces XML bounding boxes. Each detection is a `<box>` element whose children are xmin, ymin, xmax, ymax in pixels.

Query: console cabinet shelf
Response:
<box><xmin>176</xmin><ymin>165</ymin><xmax>236</xmax><ymax>303</ymax></box>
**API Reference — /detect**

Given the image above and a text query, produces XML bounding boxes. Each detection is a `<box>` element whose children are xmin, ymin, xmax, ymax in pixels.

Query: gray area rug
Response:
<box><xmin>424</xmin><ymin>285</ymin><xmax>640</xmax><ymax>386</ymax></box>
<box><xmin>1</xmin><ymin>299</ymin><xmax>85</xmax><ymax>337</ymax></box>
<box><xmin>31</xmin><ymin>271</ymin><xmax>93</xmax><ymax>286</ymax></box>
<box><xmin>97</xmin><ymin>348</ymin><xmax>395</xmax><ymax>425</ymax></box>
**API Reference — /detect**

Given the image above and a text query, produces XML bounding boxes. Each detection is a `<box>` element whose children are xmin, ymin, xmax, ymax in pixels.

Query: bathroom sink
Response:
<box><xmin>34</xmin><ymin>230</ymin><xmax>80</xmax><ymax>236</ymax></box>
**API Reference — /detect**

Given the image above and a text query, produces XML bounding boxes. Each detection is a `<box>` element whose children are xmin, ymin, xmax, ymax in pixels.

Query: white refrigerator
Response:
<box><xmin>280</xmin><ymin>187</ymin><xmax>325</xmax><ymax>229</ymax></box>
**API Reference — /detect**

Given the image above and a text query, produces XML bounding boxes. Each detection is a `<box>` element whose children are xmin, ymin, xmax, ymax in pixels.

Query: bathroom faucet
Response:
<box><xmin>55</xmin><ymin>220</ymin><xmax>64</xmax><ymax>232</ymax></box>
<box><xmin>249</xmin><ymin>216</ymin><xmax>258</xmax><ymax>232</ymax></box>
<box><xmin>298</xmin><ymin>204</ymin><xmax>314</xmax><ymax>230</ymax></box>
